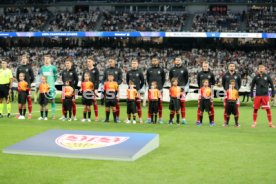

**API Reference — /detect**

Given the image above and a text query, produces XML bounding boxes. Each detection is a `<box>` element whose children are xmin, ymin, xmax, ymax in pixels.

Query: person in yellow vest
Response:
<box><xmin>0</xmin><ymin>58</ymin><xmax>13</xmax><ymax>118</ymax></box>
<box><xmin>126</xmin><ymin>81</ymin><xmax>138</xmax><ymax>124</ymax></box>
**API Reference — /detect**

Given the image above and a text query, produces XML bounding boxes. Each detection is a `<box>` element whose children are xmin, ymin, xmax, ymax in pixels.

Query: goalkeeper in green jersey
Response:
<box><xmin>40</xmin><ymin>55</ymin><xmax>58</xmax><ymax>119</ymax></box>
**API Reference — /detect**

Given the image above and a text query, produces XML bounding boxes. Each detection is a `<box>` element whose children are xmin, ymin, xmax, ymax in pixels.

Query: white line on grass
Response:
<box><xmin>2</xmin><ymin>106</ymin><xmax>83</xmax><ymax>116</ymax></box>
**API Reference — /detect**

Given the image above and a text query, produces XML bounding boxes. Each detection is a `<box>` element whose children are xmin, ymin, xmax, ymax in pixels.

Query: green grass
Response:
<box><xmin>0</xmin><ymin>101</ymin><xmax>275</xmax><ymax>184</ymax></box>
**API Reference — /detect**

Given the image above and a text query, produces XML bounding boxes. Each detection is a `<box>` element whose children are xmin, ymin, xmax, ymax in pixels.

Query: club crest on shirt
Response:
<box><xmin>55</xmin><ymin>134</ymin><xmax>129</xmax><ymax>150</ymax></box>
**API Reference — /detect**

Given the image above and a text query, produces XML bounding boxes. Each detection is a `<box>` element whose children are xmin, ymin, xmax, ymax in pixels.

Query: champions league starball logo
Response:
<box><xmin>44</xmin><ymin>86</ymin><xmax>57</xmax><ymax>99</ymax></box>
<box><xmin>55</xmin><ymin>134</ymin><xmax>129</xmax><ymax>150</ymax></box>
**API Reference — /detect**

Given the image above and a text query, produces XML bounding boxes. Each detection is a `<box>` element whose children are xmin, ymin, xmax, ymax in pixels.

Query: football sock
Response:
<box><xmin>27</xmin><ymin>96</ymin><xmax>32</xmax><ymax>113</ymax></box>
<box><xmin>154</xmin><ymin>114</ymin><xmax>157</xmax><ymax>124</ymax></box>
<box><xmin>158</xmin><ymin>101</ymin><xmax>162</xmax><ymax>119</ymax></box>
<box><xmin>170</xmin><ymin>111</ymin><xmax>174</xmax><ymax>122</ymax></box>
<box><xmin>69</xmin><ymin>111</ymin><xmax>72</xmax><ymax>119</ymax></box>
<box><xmin>72</xmin><ymin>101</ymin><xmax>76</xmax><ymax>117</ymax></box>
<box><xmin>176</xmin><ymin>113</ymin><xmax>180</xmax><ymax>124</ymax></box>
<box><xmin>181</xmin><ymin>102</ymin><xmax>186</xmax><ymax>119</ymax></box>
<box><xmin>88</xmin><ymin>111</ymin><xmax>91</xmax><ymax>119</ymax></box>
<box><xmin>113</xmin><ymin>112</ymin><xmax>116</xmax><ymax>122</ymax></box>
<box><xmin>93</xmin><ymin>101</ymin><xmax>98</xmax><ymax>118</ymax></box>
<box><xmin>51</xmin><ymin>101</ymin><xmax>56</xmax><ymax>117</ymax></box>
<box><xmin>116</xmin><ymin>103</ymin><xmax>120</xmax><ymax>118</ymax></box>
<box><xmin>200</xmin><ymin>114</ymin><xmax>203</xmax><ymax>123</ymax></box>
<box><xmin>266</xmin><ymin>109</ymin><xmax>272</xmax><ymax>124</ymax></box>
<box><xmin>137</xmin><ymin>100</ymin><xmax>142</xmax><ymax>118</ymax></box>
<box><xmin>209</xmin><ymin>115</ymin><xmax>212</xmax><ymax>123</ymax></box>
<box><xmin>105</xmin><ymin>110</ymin><xmax>110</xmax><ymax>121</ymax></box>
<box><xmin>253</xmin><ymin>109</ymin><xmax>258</xmax><ymax>124</ymax></box>
<box><xmin>235</xmin><ymin>116</ymin><xmax>239</xmax><ymax>125</ymax></box>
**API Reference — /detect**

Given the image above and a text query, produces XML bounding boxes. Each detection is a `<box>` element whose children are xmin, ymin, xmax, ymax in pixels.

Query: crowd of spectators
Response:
<box><xmin>0</xmin><ymin>8</ymin><xmax>187</xmax><ymax>32</ymax></box>
<box><xmin>1</xmin><ymin>0</ymin><xmax>273</xmax><ymax>4</ymax></box>
<box><xmin>3</xmin><ymin>7</ymin><xmax>49</xmax><ymax>14</ymax></box>
<box><xmin>101</xmin><ymin>11</ymin><xmax>186</xmax><ymax>31</ymax></box>
<box><xmin>0</xmin><ymin>7</ymin><xmax>49</xmax><ymax>31</ymax></box>
<box><xmin>192</xmin><ymin>11</ymin><xmax>241</xmax><ymax>32</ymax></box>
<box><xmin>1</xmin><ymin>6</ymin><xmax>276</xmax><ymax>32</ymax></box>
<box><xmin>47</xmin><ymin>10</ymin><xmax>101</xmax><ymax>31</ymax></box>
<box><xmin>111</xmin><ymin>0</ymin><xmax>185</xmax><ymax>2</ymax></box>
<box><xmin>247</xmin><ymin>7</ymin><xmax>276</xmax><ymax>33</ymax></box>
<box><xmin>0</xmin><ymin>0</ymin><xmax>45</xmax><ymax>4</ymax></box>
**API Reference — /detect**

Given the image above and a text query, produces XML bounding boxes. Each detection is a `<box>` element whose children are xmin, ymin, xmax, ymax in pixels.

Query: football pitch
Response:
<box><xmin>0</xmin><ymin>101</ymin><xmax>275</xmax><ymax>184</ymax></box>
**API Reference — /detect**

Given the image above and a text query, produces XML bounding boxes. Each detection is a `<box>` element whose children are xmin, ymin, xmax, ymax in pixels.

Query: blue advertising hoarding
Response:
<box><xmin>0</xmin><ymin>31</ymin><xmax>275</xmax><ymax>38</ymax></box>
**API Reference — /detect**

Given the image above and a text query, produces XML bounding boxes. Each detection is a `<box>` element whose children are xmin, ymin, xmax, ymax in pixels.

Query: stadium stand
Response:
<box><xmin>46</xmin><ymin>10</ymin><xmax>101</xmax><ymax>31</ymax></box>
<box><xmin>0</xmin><ymin>5</ymin><xmax>275</xmax><ymax>32</ymax></box>
<box><xmin>247</xmin><ymin>7</ymin><xmax>276</xmax><ymax>33</ymax></box>
<box><xmin>101</xmin><ymin>11</ymin><xmax>187</xmax><ymax>31</ymax></box>
<box><xmin>0</xmin><ymin>7</ymin><xmax>49</xmax><ymax>31</ymax></box>
<box><xmin>192</xmin><ymin>11</ymin><xmax>242</xmax><ymax>32</ymax></box>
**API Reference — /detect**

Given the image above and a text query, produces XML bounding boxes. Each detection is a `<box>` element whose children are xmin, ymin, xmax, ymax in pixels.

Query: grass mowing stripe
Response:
<box><xmin>0</xmin><ymin>103</ymin><xmax>275</xmax><ymax>184</ymax></box>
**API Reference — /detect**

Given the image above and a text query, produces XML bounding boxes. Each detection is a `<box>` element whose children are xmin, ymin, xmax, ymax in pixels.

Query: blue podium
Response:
<box><xmin>3</xmin><ymin>130</ymin><xmax>159</xmax><ymax>161</ymax></box>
